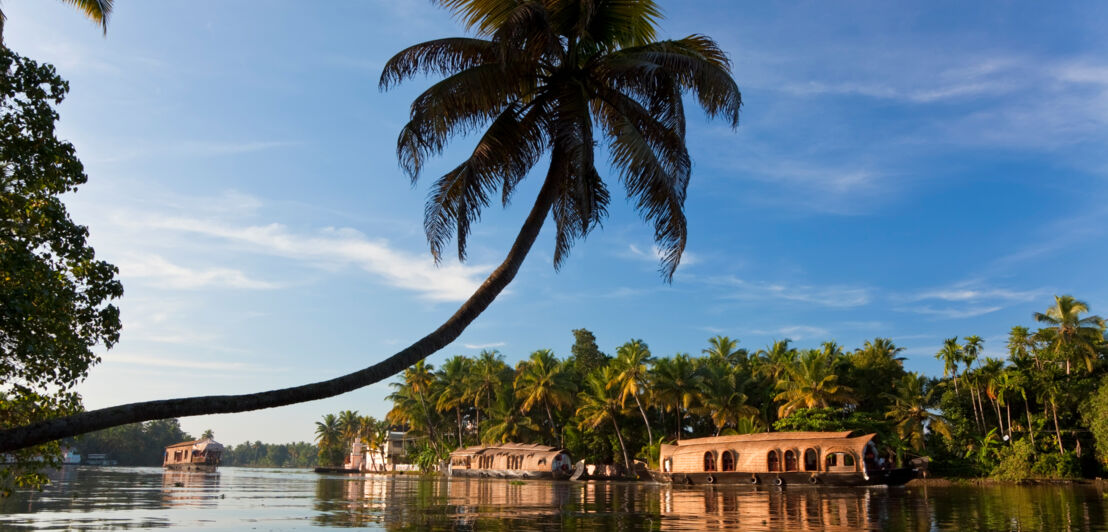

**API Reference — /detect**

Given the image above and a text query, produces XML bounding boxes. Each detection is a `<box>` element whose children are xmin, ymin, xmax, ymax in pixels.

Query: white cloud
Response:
<box><xmin>910</xmin><ymin>287</ymin><xmax>1043</xmax><ymax>303</ymax></box>
<box><xmin>750</xmin><ymin>325</ymin><xmax>830</xmax><ymax>341</ymax></box>
<box><xmin>709</xmin><ymin>275</ymin><xmax>871</xmax><ymax>308</ymax></box>
<box><xmin>118</xmin><ymin>254</ymin><xmax>278</xmax><ymax>290</ymax></box>
<box><xmin>105</xmin><ymin>353</ymin><xmax>258</xmax><ymax>371</ymax></box>
<box><xmin>906</xmin><ymin>305</ymin><xmax>1003</xmax><ymax>319</ymax></box>
<box><xmin>626</xmin><ymin>244</ymin><xmax>699</xmax><ymax>268</ymax></box>
<box><xmin>463</xmin><ymin>342</ymin><xmax>506</xmax><ymax>350</ymax></box>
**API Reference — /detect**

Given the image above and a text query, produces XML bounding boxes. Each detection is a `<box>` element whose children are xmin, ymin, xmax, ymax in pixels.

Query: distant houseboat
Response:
<box><xmin>654</xmin><ymin>431</ymin><xmax>913</xmax><ymax>487</ymax></box>
<box><xmin>163</xmin><ymin>438</ymin><xmax>223</xmax><ymax>472</ymax></box>
<box><xmin>448</xmin><ymin>443</ymin><xmax>573</xmax><ymax>480</ymax></box>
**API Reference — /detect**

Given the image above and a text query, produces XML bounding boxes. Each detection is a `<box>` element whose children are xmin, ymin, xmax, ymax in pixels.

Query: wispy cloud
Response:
<box><xmin>463</xmin><ymin>342</ymin><xmax>506</xmax><ymax>350</ymax></box>
<box><xmin>750</xmin><ymin>325</ymin><xmax>830</xmax><ymax>341</ymax></box>
<box><xmin>118</xmin><ymin>254</ymin><xmax>278</xmax><ymax>290</ymax></box>
<box><xmin>625</xmin><ymin>244</ymin><xmax>699</xmax><ymax>268</ymax></box>
<box><xmin>106</xmin><ymin>353</ymin><xmax>260</xmax><ymax>371</ymax></box>
<box><xmin>906</xmin><ymin>305</ymin><xmax>1003</xmax><ymax>319</ymax></box>
<box><xmin>708</xmin><ymin>275</ymin><xmax>871</xmax><ymax>308</ymax></box>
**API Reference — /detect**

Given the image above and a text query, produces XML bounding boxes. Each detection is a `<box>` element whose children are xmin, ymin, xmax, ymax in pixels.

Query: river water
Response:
<box><xmin>1</xmin><ymin>466</ymin><xmax>1106</xmax><ymax>530</ymax></box>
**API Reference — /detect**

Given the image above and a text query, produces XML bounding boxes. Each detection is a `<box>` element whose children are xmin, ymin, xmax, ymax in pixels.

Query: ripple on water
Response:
<box><xmin>1</xmin><ymin>467</ymin><xmax>1107</xmax><ymax>530</ymax></box>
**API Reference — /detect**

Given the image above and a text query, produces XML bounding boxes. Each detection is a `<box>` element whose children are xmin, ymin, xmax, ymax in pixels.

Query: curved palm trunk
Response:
<box><xmin>416</xmin><ymin>392</ymin><xmax>439</xmax><ymax>447</ymax></box>
<box><xmin>455</xmin><ymin>406</ymin><xmax>463</xmax><ymax>447</ymax></box>
<box><xmin>610</xmin><ymin>412</ymin><xmax>632</xmax><ymax>475</ymax></box>
<box><xmin>0</xmin><ymin>167</ymin><xmax>563</xmax><ymax>453</ymax></box>
<box><xmin>544</xmin><ymin>401</ymin><xmax>562</xmax><ymax>448</ymax></box>
<box><xmin>633</xmin><ymin>394</ymin><xmax>653</xmax><ymax>446</ymax></box>
<box><xmin>1024</xmin><ymin>395</ymin><xmax>1036</xmax><ymax>446</ymax></box>
<box><xmin>1050</xmin><ymin>397</ymin><xmax>1064</xmax><ymax>454</ymax></box>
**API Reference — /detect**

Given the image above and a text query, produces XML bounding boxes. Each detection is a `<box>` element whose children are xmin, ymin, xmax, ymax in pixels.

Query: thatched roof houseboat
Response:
<box><xmin>655</xmin><ymin>431</ymin><xmax>912</xmax><ymax>486</ymax></box>
<box><xmin>163</xmin><ymin>438</ymin><xmax>223</xmax><ymax>472</ymax></box>
<box><xmin>448</xmin><ymin>443</ymin><xmax>572</xmax><ymax>480</ymax></box>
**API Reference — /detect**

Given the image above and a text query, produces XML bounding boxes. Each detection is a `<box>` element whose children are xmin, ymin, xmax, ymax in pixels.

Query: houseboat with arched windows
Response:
<box><xmin>448</xmin><ymin>443</ymin><xmax>573</xmax><ymax>480</ymax></box>
<box><xmin>654</xmin><ymin>431</ymin><xmax>913</xmax><ymax>486</ymax></box>
<box><xmin>163</xmin><ymin>438</ymin><xmax>223</xmax><ymax>472</ymax></box>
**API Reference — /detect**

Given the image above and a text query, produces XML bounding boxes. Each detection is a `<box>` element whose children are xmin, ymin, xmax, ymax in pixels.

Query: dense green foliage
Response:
<box><xmin>381</xmin><ymin>296</ymin><xmax>1108</xmax><ymax>479</ymax></box>
<box><xmin>314</xmin><ymin>411</ymin><xmax>390</xmax><ymax>468</ymax></box>
<box><xmin>0</xmin><ymin>46</ymin><xmax>122</xmax><ymax>495</ymax></box>
<box><xmin>69</xmin><ymin>419</ymin><xmax>190</xmax><ymax>466</ymax></box>
<box><xmin>222</xmin><ymin>441</ymin><xmax>319</xmax><ymax>468</ymax></box>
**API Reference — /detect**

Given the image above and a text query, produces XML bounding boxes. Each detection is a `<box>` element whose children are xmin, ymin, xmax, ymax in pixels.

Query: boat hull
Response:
<box><xmin>450</xmin><ymin>468</ymin><xmax>568</xmax><ymax>481</ymax></box>
<box><xmin>652</xmin><ymin>468</ymin><xmax>914</xmax><ymax>487</ymax></box>
<box><xmin>164</xmin><ymin>463</ymin><xmax>218</xmax><ymax>473</ymax></box>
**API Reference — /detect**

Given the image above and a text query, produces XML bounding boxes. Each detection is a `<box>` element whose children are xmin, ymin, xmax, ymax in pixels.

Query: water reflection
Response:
<box><xmin>1</xmin><ymin>467</ymin><xmax>1106</xmax><ymax>530</ymax></box>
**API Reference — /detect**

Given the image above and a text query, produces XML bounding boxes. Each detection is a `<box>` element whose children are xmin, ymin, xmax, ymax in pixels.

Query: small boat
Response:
<box><xmin>448</xmin><ymin>443</ymin><xmax>573</xmax><ymax>480</ymax></box>
<box><xmin>653</xmin><ymin>431</ymin><xmax>913</xmax><ymax>487</ymax></box>
<box><xmin>163</xmin><ymin>438</ymin><xmax>223</xmax><ymax>472</ymax></box>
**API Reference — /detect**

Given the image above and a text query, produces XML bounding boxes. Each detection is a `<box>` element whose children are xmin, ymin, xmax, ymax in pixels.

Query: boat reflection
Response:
<box><xmin>161</xmin><ymin>470</ymin><xmax>221</xmax><ymax>507</ymax></box>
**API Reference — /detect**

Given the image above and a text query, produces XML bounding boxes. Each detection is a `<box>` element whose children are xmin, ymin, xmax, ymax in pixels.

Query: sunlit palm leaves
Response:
<box><xmin>883</xmin><ymin>373</ymin><xmax>950</xmax><ymax>452</ymax></box>
<box><xmin>380</xmin><ymin>0</ymin><xmax>741</xmax><ymax>279</ymax></box>
<box><xmin>1033</xmin><ymin>295</ymin><xmax>1106</xmax><ymax>373</ymax></box>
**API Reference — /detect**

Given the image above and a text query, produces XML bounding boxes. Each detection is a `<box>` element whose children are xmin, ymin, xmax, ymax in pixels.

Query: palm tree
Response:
<box><xmin>755</xmin><ymin>340</ymin><xmax>798</xmax><ymax>382</ymax></box>
<box><xmin>337</xmin><ymin>410</ymin><xmax>361</xmax><ymax>448</ymax></box>
<box><xmin>1033</xmin><ymin>295</ymin><xmax>1106</xmax><ymax>374</ymax></box>
<box><xmin>314</xmin><ymin>414</ymin><xmax>341</xmax><ymax>466</ymax></box>
<box><xmin>883</xmin><ymin>373</ymin><xmax>950</xmax><ymax>452</ymax></box>
<box><xmin>1007</xmin><ymin>326</ymin><xmax>1038</xmax><ymax>369</ymax></box>
<box><xmin>403</xmin><ymin>361</ymin><xmax>439</xmax><ymax>445</ymax></box>
<box><xmin>0</xmin><ymin>0</ymin><xmax>112</xmax><ymax>43</ymax></box>
<box><xmin>201</xmin><ymin>429</ymin><xmax>214</xmax><ymax>440</ymax></box>
<box><xmin>609</xmin><ymin>339</ymin><xmax>654</xmax><ymax>446</ymax></box>
<box><xmin>696</xmin><ymin>362</ymin><xmax>758</xmax><ymax>435</ymax></box>
<box><xmin>774</xmin><ymin>349</ymin><xmax>856</xmax><ymax>418</ymax></box>
<box><xmin>471</xmin><ymin>349</ymin><xmax>508</xmax><ymax>440</ymax></box>
<box><xmin>514</xmin><ymin>349</ymin><xmax>576</xmax><ymax>446</ymax></box>
<box><xmin>482</xmin><ymin>388</ymin><xmax>540</xmax><ymax>444</ymax></box>
<box><xmin>979</xmin><ymin>358</ymin><xmax>1007</xmax><ymax>435</ymax></box>
<box><xmin>650</xmin><ymin>353</ymin><xmax>702</xmax><ymax>440</ymax></box>
<box><xmin>962</xmin><ymin>335</ymin><xmax>986</xmax><ymax>431</ymax></box>
<box><xmin>577</xmin><ymin>367</ymin><xmax>632</xmax><ymax>473</ymax></box>
<box><xmin>435</xmin><ymin>355</ymin><xmax>473</xmax><ymax>446</ymax></box>
<box><xmin>702</xmin><ymin>335</ymin><xmax>746</xmax><ymax>367</ymax></box>
<box><xmin>935</xmin><ymin>337</ymin><xmax>962</xmax><ymax>394</ymax></box>
<box><xmin>0</xmin><ymin>0</ymin><xmax>743</xmax><ymax>453</ymax></box>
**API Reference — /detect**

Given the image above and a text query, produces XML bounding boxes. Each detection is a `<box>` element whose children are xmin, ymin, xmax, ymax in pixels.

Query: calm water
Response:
<box><xmin>1</xmin><ymin>467</ymin><xmax>1107</xmax><ymax>530</ymax></box>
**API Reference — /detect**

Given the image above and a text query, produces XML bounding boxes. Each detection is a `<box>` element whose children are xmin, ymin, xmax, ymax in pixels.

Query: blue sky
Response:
<box><xmin>5</xmin><ymin>1</ymin><xmax>1107</xmax><ymax>444</ymax></box>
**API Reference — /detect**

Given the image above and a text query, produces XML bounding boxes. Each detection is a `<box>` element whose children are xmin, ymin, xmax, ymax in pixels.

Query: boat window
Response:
<box><xmin>825</xmin><ymin>453</ymin><xmax>837</xmax><ymax>468</ymax></box>
<box><xmin>721</xmin><ymin>451</ymin><xmax>735</xmax><ymax>472</ymax></box>
<box><xmin>663</xmin><ymin>458</ymin><xmax>672</xmax><ymax>473</ymax></box>
<box><xmin>767</xmin><ymin>450</ymin><xmax>779</xmax><ymax>472</ymax></box>
<box><xmin>538</xmin><ymin>458</ymin><xmax>546</xmax><ymax>466</ymax></box>
<box><xmin>703</xmin><ymin>451</ymin><xmax>716</xmax><ymax>471</ymax></box>
<box><xmin>804</xmin><ymin>449</ymin><xmax>818</xmax><ymax>471</ymax></box>
<box><xmin>844</xmin><ymin>453</ymin><xmax>855</xmax><ymax>466</ymax></box>
<box><xmin>784</xmin><ymin>450</ymin><xmax>798</xmax><ymax>472</ymax></box>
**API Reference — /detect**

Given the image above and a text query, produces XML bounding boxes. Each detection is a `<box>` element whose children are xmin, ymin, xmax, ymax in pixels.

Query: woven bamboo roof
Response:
<box><xmin>673</xmin><ymin>431</ymin><xmax>855</xmax><ymax>446</ymax></box>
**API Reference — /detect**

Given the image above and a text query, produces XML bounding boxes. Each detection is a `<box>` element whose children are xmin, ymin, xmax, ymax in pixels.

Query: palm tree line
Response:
<box><xmin>374</xmin><ymin>294</ymin><xmax>1107</xmax><ymax>478</ymax></box>
<box><xmin>314</xmin><ymin>412</ymin><xmax>390</xmax><ymax>468</ymax></box>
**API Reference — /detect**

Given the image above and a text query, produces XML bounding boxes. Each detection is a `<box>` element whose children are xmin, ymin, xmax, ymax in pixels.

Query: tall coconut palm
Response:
<box><xmin>1033</xmin><ymin>295</ymin><xmax>1106</xmax><ymax>374</ymax></box>
<box><xmin>650</xmin><ymin>353</ymin><xmax>702</xmax><ymax>440</ymax></box>
<box><xmin>883</xmin><ymin>373</ymin><xmax>950</xmax><ymax>452</ymax></box>
<box><xmin>1007</xmin><ymin>326</ymin><xmax>1038</xmax><ymax>369</ymax></box>
<box><xmin>577</xmin><ymin>366</ymin><xmax>632</xmax><ymax>472</ymax></box>
<box><xmin>337</xmin><ymin>410</ymin><xmax>362</xmax><ymax>448</ymax></box>
<box><xmin>471</xmin><ymin>349</ymin><xmax>509</xmax><ymax>440</ymax></box>
<box><xmin>403</xmin><ymin>361</ymin><xmax>439</xmax><ymax>445</ymax></box>
<box><xmin>702</xmin><ymin>335</ymin><xmax>746</xmax><ymax>367</ymax></box>
<box><xmin>314</xmin><ymin>414</ymin><xmax>342</xmax><ymax>466</ymax></box>
<box><xmin>514</xmin><ymin>349</ymin><xmax>576</xmax><ymax>446</ymax></box>
<box><xmin>435</xmin><ymin>355</ymin><xmax>474</xmax><ymax>446</ymax></box>
<box><xmin>696</xmin><ymin>362</ymin><xmax>758</xmax><ymax>435</ymax></box>
<box><xmin>773</xmin><ymin>349</ymin><xmax>856</xmax><ymax>418</ymax></box>
<box><xmin>482</xmin><ymin>388</ymin><xmax>540</xmax><ymax>444</ymax></box>
<box><xmin>0</xmin><ymin>0</ymin><xmax>743</xmax><ymax>454</ymax></box>
<box><xmin>609</xmin><ymin>339</ymin><xmax>654</xmax><ymax>445</ymax></box>
<box><xmin>755</xmin><ymin>339</ymin><xmax>798</xmax><ymax>382</ymax></box>
<box><xmin>962</xmin><ymin>335</ymin><xmax>987</xmax><ymax>431</ymax></box>
<box><xmin>935</xmin><ymin>337</ymin><xmax>962</xmax><ymax>394</ymax></box>
<box><xmin>979</xmin><ymin>358</ymin><xmax>1007</xmax><ymax>435</ymax></box>
<box><xmin>0</xmin><ymin>0</ymin><xmax>112</xmax><ymax>43</ymax></box>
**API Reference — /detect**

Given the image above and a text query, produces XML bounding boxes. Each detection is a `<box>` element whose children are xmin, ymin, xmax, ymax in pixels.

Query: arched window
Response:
<box><xmin>767</xmin><ymin>450</ymin><xmax>780</xmax><ymax>472</ymax></box>
<box><xmin>825</xmin><ymin>453</ymin><xmax>837</xmax><ymax>468</ymax></box>
<box><xmin>721</xmin><ymin>451</ymin><xmax>735</xmax><ymax>472</ymax></box>
<box><xmin>804</xmin><ymin>449</ymin><xmax>818</xmax><ymax>471</ymax></box>
<box><xmin>703</xmin><ymin>451</ymin><xmax>716</xmax><ymax>471</ymax></box>
<box><xmin>844</xmin><ymin>453</ymin><xmax>855</xmax><ymax>467</ymax></box>
<box><xmin>663</xmin><ymin>458</ymin><xmax>673</xmax><ymax>473</ymax></box>
<box><xmin>784</xmin><ymin>450</ymin><xmax>798</xmax><ymax>472</ymax></box>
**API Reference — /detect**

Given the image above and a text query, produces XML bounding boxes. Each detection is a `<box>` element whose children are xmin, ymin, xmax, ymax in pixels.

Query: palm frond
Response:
<box><xmin>379</xmin><ymin>38</ymin><xmax>497</xmax><ymax>90</ymax></box>
<box><xmin>61</xmin><ymin>0</ymin><xmax>112</xmax><ymax>33</ymax></box>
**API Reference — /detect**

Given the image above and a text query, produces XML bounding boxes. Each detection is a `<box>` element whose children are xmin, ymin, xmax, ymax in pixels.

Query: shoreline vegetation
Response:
<box><xmin>310</xmin><ymin>296</ymin><xmax>1108</xmax><ymax>484</ymax></box>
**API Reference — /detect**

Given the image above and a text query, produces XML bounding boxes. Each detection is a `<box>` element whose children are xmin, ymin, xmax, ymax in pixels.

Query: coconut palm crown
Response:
<box><xmin>380</xmin><ymin>0</ymin><xmax>741</xmax><ymax>280</ymax></box>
